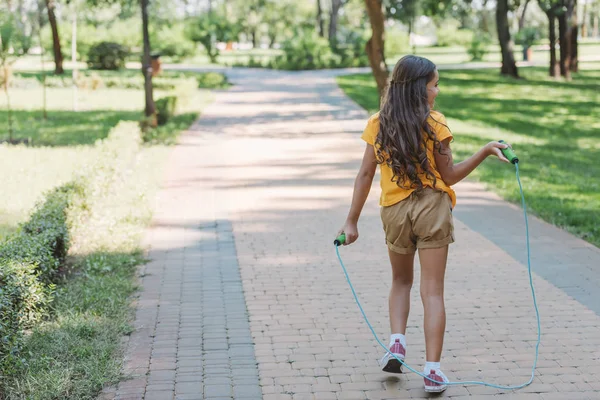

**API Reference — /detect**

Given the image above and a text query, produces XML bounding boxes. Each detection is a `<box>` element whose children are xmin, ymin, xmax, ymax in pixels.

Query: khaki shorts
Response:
<box><xmin>381</xmin><ymin>188</ymin><xmax>454</xmax><ymax>254</ymax></box>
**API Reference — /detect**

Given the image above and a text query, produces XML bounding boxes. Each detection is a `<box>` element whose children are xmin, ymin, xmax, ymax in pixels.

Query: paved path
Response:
<box><xmin>105</xmin><ymin>67</ymin><xmax>600</xmax><ymax>400</ymax></box>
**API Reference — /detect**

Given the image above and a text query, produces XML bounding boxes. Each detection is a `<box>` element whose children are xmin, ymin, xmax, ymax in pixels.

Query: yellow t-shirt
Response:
<box><xmin>361</xmin><ymin>110</ymin><xmax>457</xmax><ymax>208</ymax></box>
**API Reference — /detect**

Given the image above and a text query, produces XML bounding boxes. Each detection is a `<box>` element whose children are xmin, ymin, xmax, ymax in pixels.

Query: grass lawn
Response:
<box><xmin>0</xmin><ymin>68</ymin><xmax>216</xmax><ymax>241</ymax></box>
<box><xmin>0</xmin><ymin>67</ymin><xmax>221</xmax><ymax>397</ymax></box>
<box><xmin>337</xmin><ymin>67</ymin><xmax>600</xmax><ymax>247</ymax></box>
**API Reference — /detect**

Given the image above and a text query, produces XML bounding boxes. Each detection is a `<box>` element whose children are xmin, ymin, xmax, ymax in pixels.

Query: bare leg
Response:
<box><xmin>418</xmin><ymin>246</ymin><xmax>448</xmax><ymax>362</ymax></box>
<box><xmin>388</xmin><ymin>249</ymin><xmax>415</xmax><ymax>334</ymax></box>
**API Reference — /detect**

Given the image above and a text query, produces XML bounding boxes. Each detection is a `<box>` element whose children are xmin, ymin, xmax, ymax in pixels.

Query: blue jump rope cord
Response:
<box><xmin>335</xmin><ymin>162</ymin><xmax>541</xmax><ymax>389</ymax></box>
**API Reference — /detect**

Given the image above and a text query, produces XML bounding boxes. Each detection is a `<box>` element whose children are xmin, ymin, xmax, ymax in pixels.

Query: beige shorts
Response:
<box><xmin>381</xmin><ymin>188</ymin><xmax>454</xmax><ymax>254</ymax></box>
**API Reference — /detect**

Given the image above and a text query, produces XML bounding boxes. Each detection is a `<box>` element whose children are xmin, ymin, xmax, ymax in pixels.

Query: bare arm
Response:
<box><xmin>434</xmin><ymin>139</ymin><xmax>509</xmax><ymax>186</ymax></box>
<box><xmin>339</xmin><ymin>144</ymin><xmax>377</xmax><ymax>245</ymax></box>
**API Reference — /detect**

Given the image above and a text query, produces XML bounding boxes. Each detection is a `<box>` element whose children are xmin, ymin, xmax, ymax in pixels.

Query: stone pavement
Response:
<box><xmin>103</xmin><ymin>67</ymin><xmax>600</xmax><ymax>400</ymax></box>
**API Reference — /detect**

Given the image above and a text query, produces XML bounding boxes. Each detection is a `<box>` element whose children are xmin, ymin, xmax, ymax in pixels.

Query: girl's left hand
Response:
<box><xmin>486</xmin><ymin>141</ymin><xmax>510</xmax><ymax>163</ymax></box>
<box><xmin>338</xmin><ymin>221</ymin><xmax>359</xmax><ymax>246</ymax></box>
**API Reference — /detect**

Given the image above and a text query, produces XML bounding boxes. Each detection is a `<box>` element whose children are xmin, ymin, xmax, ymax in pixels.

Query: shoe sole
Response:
<box><xmin>424</xmin><ymin>385</ymin><xmax>447</xmax><ymax>393</ymax></box>
<box><xmin>382</xmin><ymin>358</ymin><xmax>403</xmax><ymax>374</ymax></box>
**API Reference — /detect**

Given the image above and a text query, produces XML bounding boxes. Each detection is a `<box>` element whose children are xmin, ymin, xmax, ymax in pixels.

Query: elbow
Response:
<box><xmin>439</xmin><ymin>171</ymin><xmax>457</xmax><ymax>186</ymax></box>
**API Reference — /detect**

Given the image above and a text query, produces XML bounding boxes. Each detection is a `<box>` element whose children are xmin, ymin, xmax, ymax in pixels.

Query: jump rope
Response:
<box><xmin>333</xmin><ymin>142</ymin><xmax>541</xmax><ymax>390</ymax></box>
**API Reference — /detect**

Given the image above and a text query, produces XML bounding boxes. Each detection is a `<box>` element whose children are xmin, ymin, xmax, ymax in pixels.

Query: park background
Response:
<box><xmin>0</xmin><ymin>0</ymin><xmax>598</xmax><ymax>398</ymax></box>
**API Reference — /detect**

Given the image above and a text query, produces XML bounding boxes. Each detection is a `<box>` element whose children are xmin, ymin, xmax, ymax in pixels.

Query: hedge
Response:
<box><xmin>0</xmin><ymin>123</ymin><xmax>142</xmax><ymax>376</ymax></box>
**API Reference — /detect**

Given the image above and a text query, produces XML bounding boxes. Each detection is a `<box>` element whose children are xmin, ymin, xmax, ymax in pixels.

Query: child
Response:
<box><xmin>338</xmin><ymin>55</ymin><xmax>509</xmax><ymax>393</ymax></box>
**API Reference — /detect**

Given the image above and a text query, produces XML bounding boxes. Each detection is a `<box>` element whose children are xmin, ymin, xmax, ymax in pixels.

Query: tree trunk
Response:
<box><xmin>140</xmin><ymin>0</ymin><xmax>156</xmax><ymax>119</ymax></box>
<box><xmin>547</xmin><ymin>12</ymin><xmax>559</xmax><ymax>77</ymax></box>
<box><xmin>364</xmin><ymin>0</ymin><xmax>388</xmax><ymax>99</ymax></box>
<box><xmin>569</xmin><ymin>4</ymin><xmax>578</xmax><ymax>72</ymax></box>
<box><xmin>251</xmin><ymin>30</ymin><xmax>257</xmax><ymax>48</ymax></box>
<box><xmin>480</xmin><ymin>0</ymin><xmax>489</xmax><ymax>33</ymax></box>
<box><xmin>581</xmin><ymin>0</ymin><xmax>588</xmax><ymax>37</ymax></box>
<box><xmin>38</xmin><ymin>2</ymin><xmax>47</xmax><ymax>120</ymax></box>
<box><xmin>496</xmin><ymin>0</ymin><xmax>519</xmax><ymax>78</ymax></box>
<box><xmin>558</xmin><ymin>11</ymin><xmax>570</xmax><ymax>79</ymax></box>
<box><xmin>518</xmin><ymin>0</ymin><xmax>531</xmax><ymax>31</ymax></box>
<box><xmin>329</xmin><ymin>1</ymin><xmax>341</xmax><ymax>49</ymax></box>
<box><xmin>316</xmin><ymin>0</ymin><xmax>324</xmax><ymax>37</ymax></box>
<box><xmin>72</xmin><ymin>1</ymin><xmax>78</xmax><ymax>111</ymax></box>
<box><xmin>593</xmin><ymin>15</ymin><xmax>599</xmax><ymax>38</ymax></box>
<box><xmin>45</xmin><ymin>0</ymin><xmax>63</xmax><ymax>75</ymax></box>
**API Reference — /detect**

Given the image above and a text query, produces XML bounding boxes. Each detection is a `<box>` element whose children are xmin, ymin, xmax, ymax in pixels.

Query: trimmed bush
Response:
<box><xmin>0</xmin><ymin>123</ymin><xmax>142</xmax><ymax>379</ymax></box>
<box><xmin>0</xmin><ymin>184</ymin><xmax>78</xmax><ymax>281</ymax></box>
<box><xmin>467</xmin><ymin>33</ymin><xmax>492</xmax><ymax>61</ymax></box>
<box><xmin>0</xmin><ymin>260</ymin><xmax>52</xmax><ymax>374</ymax></box>
<box><xmin>0</xmin><ymin>184</ymin><xmax>79</xmax><ymax>373</ymax></box>
<box><xmin>87</xmin><ymin>42</ymin><xmax>130</xmax><ymax>70</ymax></box>
<box><xmin>155</xmin><ymin>96</ymin><xmax>178</xmax><ymax>126</ymax></box>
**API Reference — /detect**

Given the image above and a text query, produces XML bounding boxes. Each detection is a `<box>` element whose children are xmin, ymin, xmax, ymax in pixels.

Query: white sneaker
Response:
<box><xmin>379</xmin><ymin>338</ymin><xmax>406</xmax><ymax>374</ymax></box>
<box><xmin>423</xmin><ymin>368</ymin><xmax>449</xmax><ymax>393</ymax></box>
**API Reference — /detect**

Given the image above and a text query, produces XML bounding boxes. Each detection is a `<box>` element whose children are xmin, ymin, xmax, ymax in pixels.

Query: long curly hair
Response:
<box><xmin>376</xmin><ymin>55</ymin><xmax>443</xmax><ymax>190</ymax></box>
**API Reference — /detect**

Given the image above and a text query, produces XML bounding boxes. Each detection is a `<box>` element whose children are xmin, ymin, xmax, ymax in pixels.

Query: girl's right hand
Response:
<box><xmin>338</xmin><ymin>221</ymin><xmax>359</xmax><ymax>246</ymax></box>
<box><xmin>485</xmin><ymin>141</ymin><xmax>510</xmax><ymax>163</ymax></box>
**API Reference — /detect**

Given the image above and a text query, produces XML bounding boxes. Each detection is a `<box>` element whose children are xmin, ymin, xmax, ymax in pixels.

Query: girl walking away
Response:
<box><xmin>338</xmin><ymin>55</ymin><xmax>510</xmax><ymax>393</ymax></box>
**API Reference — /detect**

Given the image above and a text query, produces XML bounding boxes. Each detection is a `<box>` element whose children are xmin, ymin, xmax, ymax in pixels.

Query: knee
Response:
<box><xmin>420</xmin><ymin>285</ymin><xmax>444</xmax><ymax>301</ymax></box>
<box><xmin>392</xmin><ymin>273</ymin><xmax>413</xmax><ymax>287</ymax></box>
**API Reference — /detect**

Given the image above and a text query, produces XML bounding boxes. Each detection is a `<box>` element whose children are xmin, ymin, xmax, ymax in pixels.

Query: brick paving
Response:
<box><xmin>102</xmin><ymin>67</ymin><xmax>600</xmax><ymax>400</ymax></box>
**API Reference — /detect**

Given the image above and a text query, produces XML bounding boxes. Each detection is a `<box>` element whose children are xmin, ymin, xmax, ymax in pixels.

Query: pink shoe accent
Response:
<box><xmin>424</xmin><ymin>369</ymin><xmax>448</xmax><ymax>393</ymax></box>
<box><xmin>390</xmin><ymin>339</ymin><xmax>406</xmax><ymax>357</ymax></box>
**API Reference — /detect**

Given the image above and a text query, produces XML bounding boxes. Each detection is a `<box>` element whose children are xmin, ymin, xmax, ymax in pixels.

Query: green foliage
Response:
<box><xmin>0</xmin><ymin>120</ymin><xmax>168</xmax><ymax>399</ymax></box>
<box><xmin>334</xmin><ymin>28</ymin><xmax>370</xmax><ymax>68</ymax></box>
<box><xmin>150</xmin><ymin>23</ymin><xmax>197</xmax><ymax>62</ymax></box>
<box><xmin>385</xmin><ymin>29</ymin><xmax>411</xmax><ymax>58</ymax></box>
<box><xmin>141</xmin><ymin>112</ymin><xmax>197</xmax><ymax>145</ymax></box>
<box><xmin>270</xmin><ymin>30</ymin><xmax>337</xmax><ymax>70</ymax></box>
<box><xmin>186</xmin><ymin>13</ymin><xmax>239</xmax><ymax>63</ymax></box>
<box><xmin>436</xmin><ymin>21</ymin><xmax>474</xmax><ymax>47</ymax></box>
<box><xmin>515</xmin><ymin>26</ymin><xmax>541</xmax><ymax>48</ymax></box>
<box><xmin>41</xmin><ymin>18</ymin><xmax>141</xmax><ymax>61</ymax></box>
<box><xmin>87</xmin><ymin>42</ymin><xmax>130</xmax><ymax>70</ymax></box>
<box><xmin>0</xmin><ymin>260</ymin><xmax>51</xmax><ymax>374</ymax></box>
<box><xmin>467</xmin><ymin>32</ymin><xmax>492</xmax><ymax>61</ymax></box>
<box><xmin>0</xmin><ymin>183</ymin><xmax>80</xmax><ymax>374</ymax></box>
<box><xmin>155</xmin><ymin>95</ymin><xmax>178</xmax><ymax>126</ymax></box>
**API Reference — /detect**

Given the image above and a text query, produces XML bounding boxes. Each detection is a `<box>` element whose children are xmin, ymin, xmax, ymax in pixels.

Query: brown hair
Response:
<box><xmin>376</xmin><ymin>55</ymin><xmax>444</xmax><ymax>190</ymax></box>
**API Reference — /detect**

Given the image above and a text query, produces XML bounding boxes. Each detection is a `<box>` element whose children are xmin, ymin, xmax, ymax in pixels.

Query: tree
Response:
<box><xmin>538</xmin><ymin>0</ymin><xmax>560</xmax><ymax>77</ymax></box>
<box><xmin>140</xmin><ymin>0</ymin><xmax>155</xmax><ymax>119</ymax></box>
<box><xmin>496</xmin><ymin>0</ymin><xmax>519</xmax><ymax>77</ymax></box>
<box><xmin>364</xmin><ymin>0</ymin><xmax>388</xmax><ymax>98</ymax></box>
<box><xmin>316</xmin><ymin>0</ymin><xmax>325</xmax><ymax>37</ymax></box>
<box><xmin>186</xmin><ymin>12</ymin><xmax>238</xmax><ymax>63</ymax></box>
<box><xmin>329</xmin><ymin>0</ymin><xmax>349</xmax><ymax>49</ymax></box>
<box><xmin>0</xmin><ymin>13</ymin><xmax>28</xmax><ymax>142</ymax></box>
<box><xmin>45</xmin><ymin>0</ymin><xmax>64</xmax><ymax>74</ymax></box>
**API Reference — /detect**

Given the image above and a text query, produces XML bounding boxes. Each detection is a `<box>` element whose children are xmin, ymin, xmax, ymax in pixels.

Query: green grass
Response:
<box><xmin>0</xmin><ymin>68</ymin><xmax>216</xmax><ymax>242</ymax></box>
<box><xmin>1</xmin><ymin>143</ymin><xmax>171</xmax><ymax>399</ymax></box>
<box><xmin>337</xmin><ymin>67</ymin><xmax>600</xmax><ymax>247</ymax></box>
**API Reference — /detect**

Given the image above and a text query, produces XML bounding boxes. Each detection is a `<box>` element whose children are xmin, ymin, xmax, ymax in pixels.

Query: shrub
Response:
<box><xmin>385</xmin><ymin>29</ymin><xmax>411</xmax><ymax>58</ymax></box>
<box><xmin>436</xmin><ymin>21</ymin><xmax>474</xmax><ymax>47</ymax></box>
<box><xmin>151</xmin><ymin>24</ymin><xmax>197</xmax><ymax>62</ymax></box>
<box><xmin>0</xmin><ymin>184</ymin><xmax>78</xmax><ymax>281</ymax></box>
<box><xmin>467</xmin><ymin>33</ymin><xmax>492</xmax><ymax>61</ymax></box>
<box><xmin>270</xmin><ymin>30</ymin><xmax>337</xmax><ymax>70</ymax></box>
<box><xmin>0</xmin><ymin>260</ymin><xmax>52</xmax><ymax>374</ymax></box>
<box><xmin>155</xmin><ymin>96</ymin><xmax>178</xmax><ymax>126</ymax></box>
<box><xmin>334</xmin><ymin>28</ymin><xmax>370</xmax><ymax>68</ymax></box>
<box><xmin>0</xmin><ymin>183</ymin><xmax>80</xmax><ymax>373</ymax></box>
<box><xmin>87</xmin><ymin>42</ymin><xmax>130</xmax><ymax>70</ymax></box>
